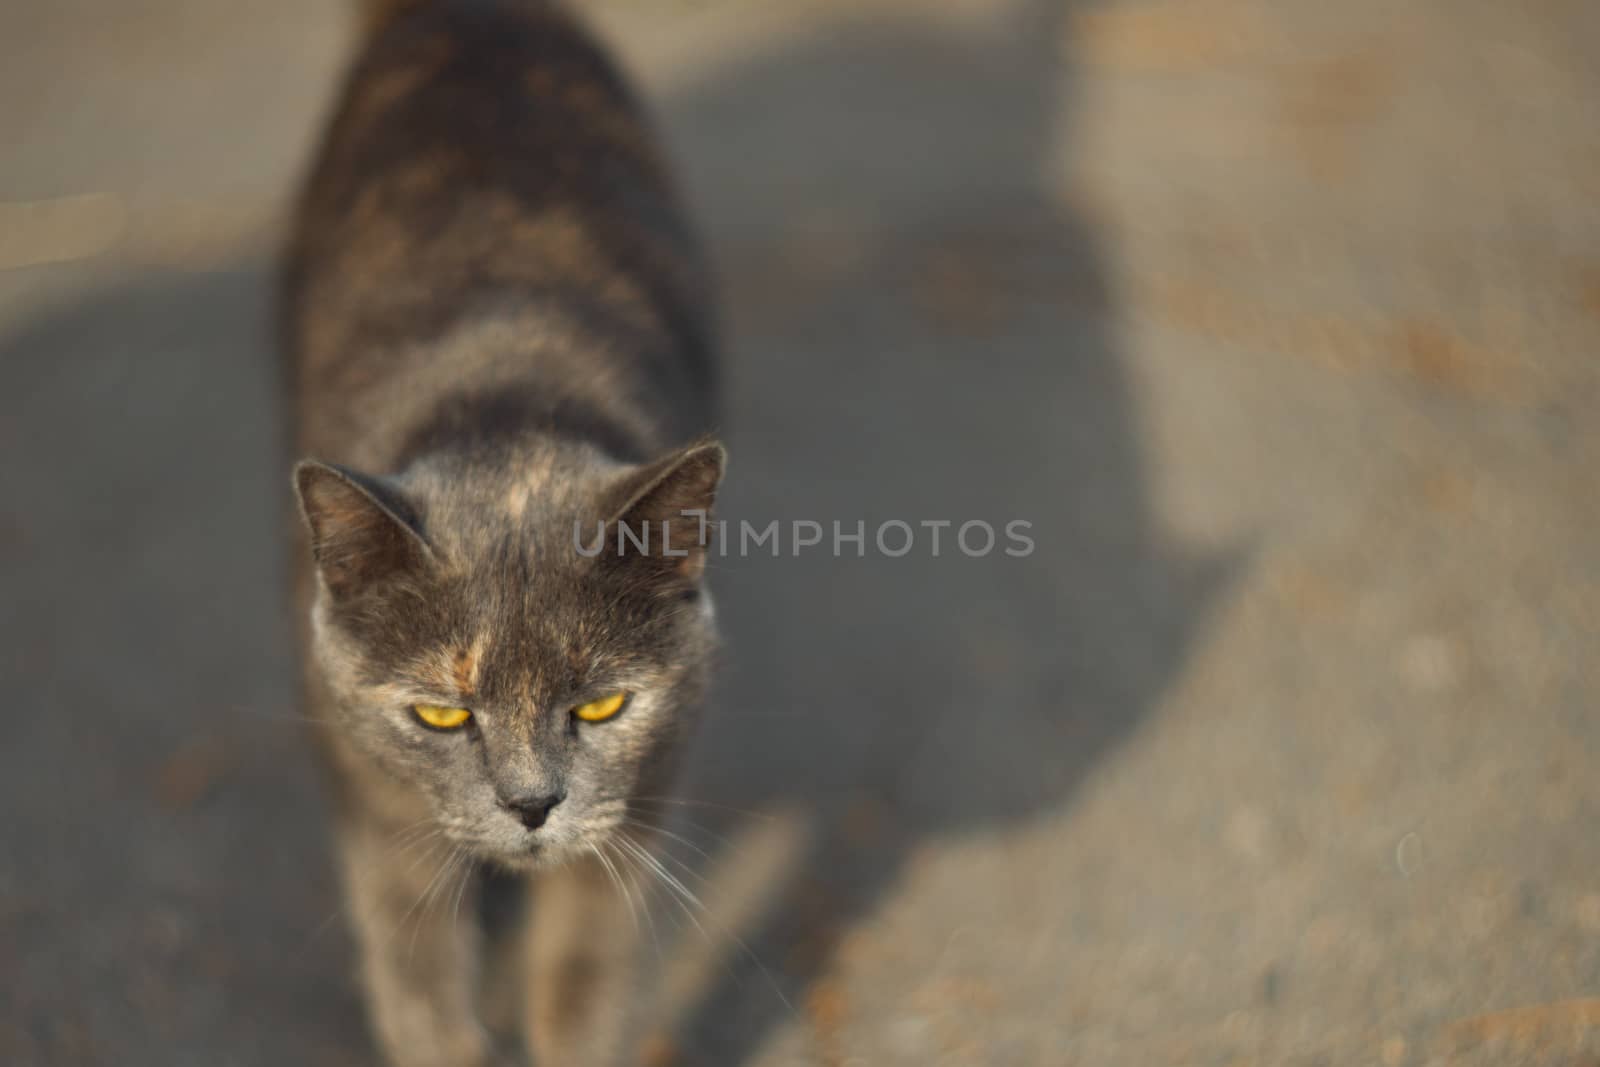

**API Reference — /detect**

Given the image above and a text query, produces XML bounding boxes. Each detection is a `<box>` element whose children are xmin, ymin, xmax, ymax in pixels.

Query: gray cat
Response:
<box><xmin>281</xmin><ymin>2</ymin><xmax>724</xmax><ymax>1063</ymax></box>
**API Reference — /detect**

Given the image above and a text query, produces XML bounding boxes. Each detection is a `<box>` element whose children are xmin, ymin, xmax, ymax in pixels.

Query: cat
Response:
<box><xmin>281</xmin><ymin>1</ymin><xmax>723</xmax><ymax>1063</ymax></box>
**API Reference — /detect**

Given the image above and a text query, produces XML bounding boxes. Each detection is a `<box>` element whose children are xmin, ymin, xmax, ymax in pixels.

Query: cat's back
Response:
<box><xmin>284</xmin><ymin>0</ymin><xmax>716</xmax><ymax>467</ymax></box>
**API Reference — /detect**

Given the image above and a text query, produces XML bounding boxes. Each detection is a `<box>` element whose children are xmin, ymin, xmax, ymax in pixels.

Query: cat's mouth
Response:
<box><xmin>471</xmin><ymin>840</ymin><xmax>555</xmax><ymax>874</ymax></box>
<box><xmin>471</xmin><ymin>830</ymin><xmax>588</xmax><ymax>874</ymax></box>
<box><xmin>446</xmin><ymin>809</ymin><xmax>622</xmax><ymax>873</ymax></box>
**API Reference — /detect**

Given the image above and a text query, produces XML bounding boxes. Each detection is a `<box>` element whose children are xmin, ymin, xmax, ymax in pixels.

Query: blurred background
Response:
<box><xmin>2</xmin><ymin>0</ymin><xmax>1599</xmax><ymax>1064</ymax></box>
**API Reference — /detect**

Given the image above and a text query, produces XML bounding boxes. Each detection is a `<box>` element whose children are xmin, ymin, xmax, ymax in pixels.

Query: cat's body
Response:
<box><xmin>283</xmin><ymin>2</ymin><xmax>722</xmax><ymax>1063</ymax></box>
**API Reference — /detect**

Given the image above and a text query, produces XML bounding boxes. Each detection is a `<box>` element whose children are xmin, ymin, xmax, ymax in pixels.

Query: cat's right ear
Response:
<box><xmin>293</xmin><ymin>461</ymin><xmax>434</xmax><ymax>600</ymax></box>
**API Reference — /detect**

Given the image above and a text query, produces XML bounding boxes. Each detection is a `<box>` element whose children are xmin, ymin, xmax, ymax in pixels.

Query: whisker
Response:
<box><xmin>614</xmin><ymin>832</ymin><xmax>713</xmax><ymax>945</ymax></box>
<box><xmin>609</xmin><ymin>838</ymin><xmax>664</xmax><ymax>962</ymax></box>
<box><xmin>588</xmin><ymin>841</ymin><xmax>638</xmax><ymax>933</ymax></box>
<box><xmin>226</xmin><ymin>706</ymin><xmax>336</xmax><ymax>728</ymax></box>
<box><xmin>399</xmin><ymin>845</ymin><xmax>462</xmax><ymax>960</ymax></box>
<box><xmin>622</xmin><ymin>808</ymin><xmax>753</xmax><ymax>858</ymax></box>
<box><xmin>384</xmin><ymin>818</ymin><xmax>444</xmax><ymax>864</ymax></box>
<box><xmin>424</xmin><ymin>848</ymin><xmax>469</xmax><ymax>946</ymax></box>
<box><xmin>402</xmin><ymin>834</ymin><xmax>448</xmax><ymax>879</ymax></box>
<box><xmin>382</xmin><ymin>845</ymin><xmax>440</xmax><ymax>954</ymax></box>
<box><xmin>608</xmin><ymin>833</ymin><xmax>687</xmax><ymax>939</ymax></box>
<box><xmin>628</xmin><ymin>796</ymin><xmax>776</xmax><ymax>821</ymax></box>
<box><xmin>642</xmin><ymin>835</ymin><xmax>722</xmax><ymax>892</ymax></box>
<box><xmin>386</xmin><ymin>814</ymin><xmax>438</xmax><ymax>841</ymax></box>
<box><xmin>393</xmin><ymin>830</ymin><xmax>443</xmax><ymax>864</ymax></box>
<box><xmin>617</xmin><ymin>816</ymin><xmax>715</xmax><ymax>864</ymax></box>
<box><xmin>296</xmin><ymin>905</ymin><xmax>347</xmax><ymax>954</ymax></box>
<box><xmin>290</xmin><ymin>826</ymin><xmax>454</xmax><ymax>955</ymax></box>
<box><xmin>614</xmin><ymin>829</ymin><xmax>796</xmax><ymax>1020</ymax></box>
<box><xmin>447</xmin><ymin>853</ymin><xmax>475</xmax><ymax>934</ymax></box>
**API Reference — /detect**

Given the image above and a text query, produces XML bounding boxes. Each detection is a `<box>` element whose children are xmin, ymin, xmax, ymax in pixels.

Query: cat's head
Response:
<box><xmin>294</xmin><ymin>439</ymin><xmax>724</xmax><ymax>871</ymax></box>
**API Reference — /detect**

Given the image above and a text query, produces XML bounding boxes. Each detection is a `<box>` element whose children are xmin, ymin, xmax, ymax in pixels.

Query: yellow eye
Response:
<box><xmin>572</xmin><ymin>692</ymin><xmax>628</xmax><ymax>723</ymax></box>
<box><xmin>413</xmin><ymin>704</ymin><xmax>473</xmax><ymax>730</ymax></box>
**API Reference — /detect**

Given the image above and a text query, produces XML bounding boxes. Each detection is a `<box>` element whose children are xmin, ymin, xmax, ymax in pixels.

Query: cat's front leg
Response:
<box><xmin>523</xmin><ymin>848</ymin><xmax>642</xmax><ymax>1066</ymax></box>
<box><xmin>338</xmin><ymin>811</ymin><xmax>492</xmax><ymax>1067</ymax></box>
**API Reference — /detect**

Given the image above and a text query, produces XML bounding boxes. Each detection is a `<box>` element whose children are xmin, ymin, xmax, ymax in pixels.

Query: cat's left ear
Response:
<box><xmin>601</xmin><ymin>439</ymin><xmax>726</xmax><ymax>581</ymax></box>
<box><xmin>294</xmin><ymin>460</ymin><xmax>434</xmax><ymax>600</ymax></box>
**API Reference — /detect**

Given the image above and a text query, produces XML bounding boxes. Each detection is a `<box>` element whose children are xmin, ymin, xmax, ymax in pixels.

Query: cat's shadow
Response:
<box><xmin>652</xmin><ymin>0</ymin><xmax>1235</xmax><ymax>1060</ymax></box>
<box><xmin>0</xmin><ymin>262</ymin><xmax>369</xmax><ymax>1064</ymax></box>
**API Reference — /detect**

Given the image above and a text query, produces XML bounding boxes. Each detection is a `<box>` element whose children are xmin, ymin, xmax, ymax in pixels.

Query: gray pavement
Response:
<box><xmin>2</xmin><ymin>1</ymin><xmax>1598</xmax><ymax>1065</ymax></box>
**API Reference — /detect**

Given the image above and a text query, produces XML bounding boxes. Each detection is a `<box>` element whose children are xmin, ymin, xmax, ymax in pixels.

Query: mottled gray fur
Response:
<box><xmin>281</xmin><ymin>1</ymin><xmax>723</xmax><ymax>1063</ymax></box>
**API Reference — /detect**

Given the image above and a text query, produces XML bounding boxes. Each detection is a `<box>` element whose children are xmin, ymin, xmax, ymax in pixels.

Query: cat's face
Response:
<box><xmin>296</xmin><ymin>440</ymin><xmax>723</xmax><ymax>871</ymax></box>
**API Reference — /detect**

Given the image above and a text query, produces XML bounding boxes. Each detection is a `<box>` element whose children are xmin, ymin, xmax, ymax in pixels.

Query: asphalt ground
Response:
<box><xmin>2</xmin><ymin>1</ymin><xmax>1598</xmax><ymax>1064</ymax></box>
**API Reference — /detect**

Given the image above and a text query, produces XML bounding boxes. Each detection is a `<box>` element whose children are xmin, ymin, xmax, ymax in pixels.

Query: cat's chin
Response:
<box><xmin>478</xmin><ymin>839</ymin><xmax>583</xmax><ymax>875</ymax></box>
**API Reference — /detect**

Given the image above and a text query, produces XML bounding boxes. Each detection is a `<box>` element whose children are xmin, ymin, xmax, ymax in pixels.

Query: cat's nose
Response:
<box><xmin>502</xmin><ymin>791</ymin><xmax>564</xmax><ymax>830</ymax></box>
